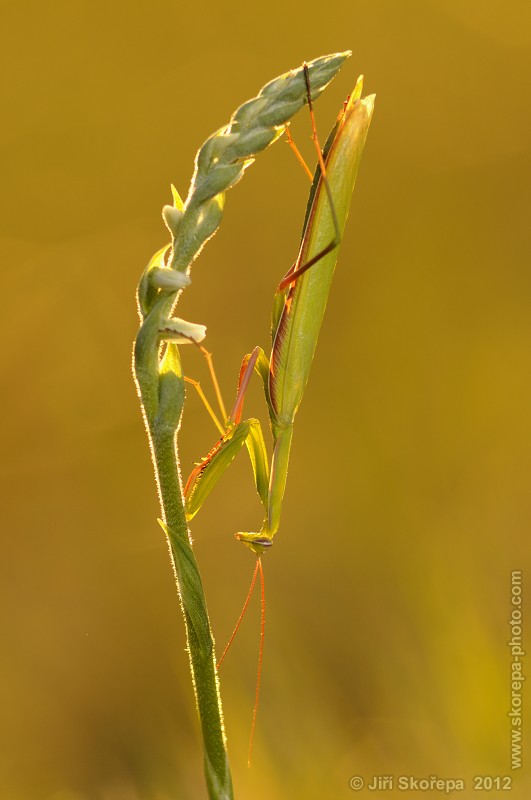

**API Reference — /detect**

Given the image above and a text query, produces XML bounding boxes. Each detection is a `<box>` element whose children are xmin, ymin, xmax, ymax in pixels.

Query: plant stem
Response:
<box><xmin>134</xmin><ymin>330</ymin><xmax>233</xmax><ymax>797</ymax></box>
<box><xmin>149</xmin><ymin>421</ymin><xmax>233</xmax><ymax>799</ymax></box>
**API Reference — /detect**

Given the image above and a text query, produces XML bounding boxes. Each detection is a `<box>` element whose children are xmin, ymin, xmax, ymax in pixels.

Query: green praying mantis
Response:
<box><xmin>183</xmin><ymin>68</ymin><xmax>374</xmax><ymax>554</ymax></box>
<box><xmin>180</xmin><ymin>66</ymin><xmax>374</xmax><ymax>758</ymax></box>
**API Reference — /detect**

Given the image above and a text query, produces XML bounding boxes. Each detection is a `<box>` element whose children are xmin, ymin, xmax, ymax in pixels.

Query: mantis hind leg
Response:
<box><xmin>277</xmin><ymin>63</ymin><xmax>341</xmax><ymax>293</ymax></box>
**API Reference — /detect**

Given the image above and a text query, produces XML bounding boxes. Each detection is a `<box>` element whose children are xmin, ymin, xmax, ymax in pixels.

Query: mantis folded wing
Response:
<box><xmin>184</xmin><ymin>76</ymin><xmax>375</xmax><ymax>554</ymax></box>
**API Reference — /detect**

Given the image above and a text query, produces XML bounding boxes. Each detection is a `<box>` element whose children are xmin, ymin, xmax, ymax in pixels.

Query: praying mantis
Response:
<box><xmin>180</xmin><ymin>66</ymin><xmax>374</xmax><ymax>759</ymax></box>
<box><xmin>183</xmin><ymin>68</ymin><xmax>374</xmax><ymax>555</ymax></box>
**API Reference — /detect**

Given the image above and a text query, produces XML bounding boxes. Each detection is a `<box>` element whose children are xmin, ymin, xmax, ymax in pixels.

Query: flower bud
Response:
<box><xmin>162</xmin><ymin>204</ymin><xmax>183</xmax><ymax>236</ymax></box>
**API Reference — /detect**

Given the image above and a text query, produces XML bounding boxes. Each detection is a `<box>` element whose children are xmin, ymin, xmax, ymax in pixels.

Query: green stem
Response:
<box><xmin>149</xmin><ymin>420</ymin><xmax>234</xmax><ymax>800</ymax></box>
<box><xmin>134</xmin><ymin>284</ymin><xmax>233</xmax><ymax>798</ymax></box>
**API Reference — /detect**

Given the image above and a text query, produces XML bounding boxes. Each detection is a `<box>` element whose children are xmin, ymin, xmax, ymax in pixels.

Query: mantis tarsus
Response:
<box><xmin>181</xmin><ymin>66</ymin><xmax>374</xmax><ymax>760</ymax></box>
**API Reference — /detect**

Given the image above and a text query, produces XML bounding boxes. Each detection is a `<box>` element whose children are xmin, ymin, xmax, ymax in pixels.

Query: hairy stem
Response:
<box><xmin>150</xmin><ymin>424</ymin><xmax>233</xmax><ymax>800</ymax></box>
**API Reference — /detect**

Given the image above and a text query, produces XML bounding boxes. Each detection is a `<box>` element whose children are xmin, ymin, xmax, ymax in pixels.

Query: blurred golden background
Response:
<box><xmin>1</xmin><ymin>1</ymin><xmax>530</xmax><ymax>798</ymax></box>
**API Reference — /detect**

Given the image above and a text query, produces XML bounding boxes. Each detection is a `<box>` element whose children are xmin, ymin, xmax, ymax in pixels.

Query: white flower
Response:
<box><xmin>160</xmin><ymin>317</ymin><xmax>207</xmax><ymax>344</ymax></box>
<box><xmin>150</xmin><ymin>267</ymin><xmax>191</xmax><ymax>291</ymax></box>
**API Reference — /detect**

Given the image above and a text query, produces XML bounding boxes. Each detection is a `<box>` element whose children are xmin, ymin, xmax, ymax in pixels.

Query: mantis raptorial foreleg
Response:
<box><xmin>184</xmin><ymin>415</ymin><xmax>269</xmax><ymax>521</ymax></box>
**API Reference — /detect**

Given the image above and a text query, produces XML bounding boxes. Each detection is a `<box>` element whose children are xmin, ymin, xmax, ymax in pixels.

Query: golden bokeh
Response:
<box><xmin>1</xmin><ymin>1</ymin><xmax>530</xmax><ymax>798</ymax></box>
